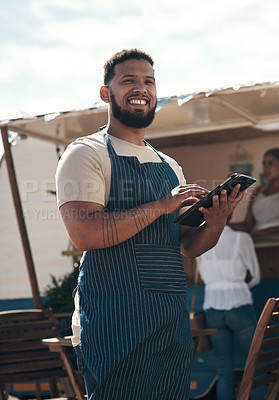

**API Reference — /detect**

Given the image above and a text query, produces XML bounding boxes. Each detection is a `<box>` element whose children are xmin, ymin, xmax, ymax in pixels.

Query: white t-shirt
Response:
<box><xmin>56</xmin><ymin>129</ymin><xmax>186</xmax><ymax>209</ymax></box>
<box><xmin>252</xmin><ymin>190</ymin><xmax>279</xmax><ymax>232</ymax></box>
<box><xmin>55</xmin><ymin>128</ymin><xmax>186</xmax><ymax>346</ymax></box>
<box><xmin>198</xmin><ymin>226</ymin><xmax>260</xmax><ymax>311</ymax></box>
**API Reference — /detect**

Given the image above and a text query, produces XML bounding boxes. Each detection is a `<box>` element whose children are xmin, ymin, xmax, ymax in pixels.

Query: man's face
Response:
<box><xmin>108</xmin><ymin>58</ymin><xmax>157</xmax><ymax>128</ymax></box>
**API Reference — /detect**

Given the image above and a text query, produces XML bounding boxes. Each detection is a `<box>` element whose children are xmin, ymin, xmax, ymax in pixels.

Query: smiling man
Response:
<box><xmin>107</xmin><ymin>59</ymin><xmax>157</xmax><ymax>129</ymax></box>
<box><xmin>56</xmin><ymin>49</ymin><xmax>244</xmax><ymax>400</ymax></box>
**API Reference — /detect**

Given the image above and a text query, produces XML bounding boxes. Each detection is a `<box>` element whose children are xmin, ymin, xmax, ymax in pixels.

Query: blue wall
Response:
<box><xmin>0</xmin><ymin>298</ymin><xmax>34</xmax><ymax>311</ymax></box>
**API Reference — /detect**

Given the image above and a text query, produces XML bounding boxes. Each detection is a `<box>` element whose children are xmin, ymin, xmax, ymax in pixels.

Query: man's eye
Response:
<box><xmin>146</xmin><ymin>80</ymin><xmax>154</xmax><ymax>85</ymax></box>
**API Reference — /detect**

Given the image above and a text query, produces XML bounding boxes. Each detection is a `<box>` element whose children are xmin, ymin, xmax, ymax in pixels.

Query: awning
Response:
<box><xmin>2</xmin><ymin>81</ymin><xmax>279</xmax><ymax>149</ymax></box>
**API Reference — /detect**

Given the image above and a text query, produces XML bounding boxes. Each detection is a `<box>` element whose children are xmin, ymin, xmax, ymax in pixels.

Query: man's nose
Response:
<box><xmin>132</xmin><ymin>81</ymin><xmax>147</xmax><ymax>93</ymax></box>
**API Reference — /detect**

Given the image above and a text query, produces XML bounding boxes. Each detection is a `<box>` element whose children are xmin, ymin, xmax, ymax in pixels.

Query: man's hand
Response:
<box><xmin>198</xmin><ymin>184</ymin><xmax>246</xmax><ymax>232</ymax></box>
<box><xmin>180</xmin><ymin>184</ymin><xmax>247</xmax><ymax>258</ymax></box>
<box><xmin>158</xmin><ymin>184</ymin><xmax>208</xmax><ymax>215</ymax></box>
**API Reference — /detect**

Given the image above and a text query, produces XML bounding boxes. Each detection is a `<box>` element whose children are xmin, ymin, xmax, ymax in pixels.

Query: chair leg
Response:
<box><xmin>60</xmin><ymin>377</ymin><xmax>76</xmax><ymax>398</ymax></box>
<box><xmin>35</xmin><ymin>380</ymin><xmax>42</xmax><ymax>400</ymax></box>
<box><xmin>0</xmin><ymin>385</ymin><xmax>7</xmax><ymax>400</ymax></box>
<box><xmin>192</xmin><ymin>336</ymin><xmax>199</xmax><ymax>358</ymax></box>
<box><xmin>49</xmin><ymin>378</ymin><xmax>59</xmax><ymax>398</ymax></box>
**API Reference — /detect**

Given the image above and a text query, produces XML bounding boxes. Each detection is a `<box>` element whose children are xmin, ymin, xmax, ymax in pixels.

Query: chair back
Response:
<box><xmin>0</xmin><ymin>309</ymin><xmax>68</xmax><ymax>394</ymax></box>
<box><xmin>237</xmin><ymin>297</ymin><xmax>279</xmax><ymax>400</ymax></box>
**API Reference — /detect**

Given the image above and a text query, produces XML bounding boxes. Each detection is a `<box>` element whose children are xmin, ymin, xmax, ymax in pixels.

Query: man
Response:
<box><xmin>56</xmin><ymin>49</ymin><xmax>244</xmax><ymax>400</ymax></box>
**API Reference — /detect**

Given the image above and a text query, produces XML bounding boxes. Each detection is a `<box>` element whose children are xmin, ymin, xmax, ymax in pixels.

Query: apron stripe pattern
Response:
<box><xmin>77</xmin><ymin>133</ymin><xmax>193</xmax><ymax>399</ymax></box>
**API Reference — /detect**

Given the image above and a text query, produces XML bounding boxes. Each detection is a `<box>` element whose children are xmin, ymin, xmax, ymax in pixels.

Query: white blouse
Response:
<box><xmin>252</xmin><ymin>190</ymin><xmax>279</xmax><ymax>232</ymax></box>
<box><xmin>198</xmin><ymin>226</ymin><xmax>260</xmax><ymax>310</ymax></box>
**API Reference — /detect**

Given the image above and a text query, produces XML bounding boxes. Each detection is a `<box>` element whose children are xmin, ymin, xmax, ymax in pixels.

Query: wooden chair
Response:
<box><xmin>0</xmin><ymin>309</ymin><xmax>85</xmax><ymax>400</ymax></box>
<box><xmin>237</xmin><ymin>297</ymin><xmax>279</xmax><ymax>400</ymax></box>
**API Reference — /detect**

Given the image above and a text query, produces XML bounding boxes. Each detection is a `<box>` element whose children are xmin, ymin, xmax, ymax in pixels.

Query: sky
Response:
<box><xmin>0</xmin><ymin>0</ymin><xmax>279</xmax><ymax>122</ymax></box>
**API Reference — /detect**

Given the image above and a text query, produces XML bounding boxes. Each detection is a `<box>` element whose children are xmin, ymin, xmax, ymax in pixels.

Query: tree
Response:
<box><xmin>43</xmin><ymin>266</ymin><xmax>79</xmax><ymax>313</ymax></box>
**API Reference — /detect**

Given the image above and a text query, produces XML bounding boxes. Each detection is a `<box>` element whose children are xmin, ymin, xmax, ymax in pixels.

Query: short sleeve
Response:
<box><xmin>161</xmin><ymin>153</ymin><xmax>186</xmax><ymax>186</ymax></box>
<box><xmin>55</xmin><ymin>142</ymin><xmax>106</xmax><ymax>209</ymax></box>
<box><xmin>160</xmin><ymin>156</ymin><xmax>187</xmax><ymax>215</ymax></box>
<box><xmin>176</xmin><ymin>164</ymin><xmax>186</xmax><ymax>186</ymax></box>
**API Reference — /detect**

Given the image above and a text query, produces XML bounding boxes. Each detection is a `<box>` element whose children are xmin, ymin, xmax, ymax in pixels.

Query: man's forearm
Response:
<box><xmin>180</xmin><ymin>223</ymin><xmax>223</xmax><ymax>258</ymax></box>
<box><xmin>60</xmin><ymin>183</ymin><xmax>212</xmax><ymax>252</ymax></box>
<box><xmin>63</xmin><ymin>201</ymin><xmax>164</xmax><ymax>251</ymax></box>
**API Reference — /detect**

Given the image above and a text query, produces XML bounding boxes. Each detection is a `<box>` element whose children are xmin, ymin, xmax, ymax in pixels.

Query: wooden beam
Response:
<box><xmin>1</xmin><ymin>126</ymin><xmax>42</xmax><ymax>309</ymax></box>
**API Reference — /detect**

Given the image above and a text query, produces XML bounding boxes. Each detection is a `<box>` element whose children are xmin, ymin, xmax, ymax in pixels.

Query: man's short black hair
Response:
<box><xmin>103</xmin><ymin>49</ymin><xmax>154</xmax><ymax>85</ymax></box>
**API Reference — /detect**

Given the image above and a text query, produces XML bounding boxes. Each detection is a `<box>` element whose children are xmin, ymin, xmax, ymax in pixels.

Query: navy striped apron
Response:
<box><xmin>76</xmin><ymin>133</ymin><xmax>193</xmax><ymax>399</ymax></box>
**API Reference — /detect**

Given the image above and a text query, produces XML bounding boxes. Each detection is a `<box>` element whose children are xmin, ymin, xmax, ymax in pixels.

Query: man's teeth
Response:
<box><xmin>129</xmin><ymin>99</ymin><xmax>147</xmax><ymax>105</ymax></box>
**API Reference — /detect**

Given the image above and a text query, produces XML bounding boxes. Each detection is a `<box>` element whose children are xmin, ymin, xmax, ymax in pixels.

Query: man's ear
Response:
<box><xmin>100</xmin><ymin>86</ymin><xmax>110</xmax><ymax>103</ymax></box>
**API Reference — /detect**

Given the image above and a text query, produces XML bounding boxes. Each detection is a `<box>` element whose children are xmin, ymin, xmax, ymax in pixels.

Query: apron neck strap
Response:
<box><xmin>103</xmin><ymin>131</ymin><xmax>166</xmax><ymax>162</ymax></box>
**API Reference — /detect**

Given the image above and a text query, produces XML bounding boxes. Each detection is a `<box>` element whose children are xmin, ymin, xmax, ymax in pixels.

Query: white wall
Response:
<box><xmin>0</xmin><ymin>136</ymin><xmax>72</xmax><ymax>300</ymax></box>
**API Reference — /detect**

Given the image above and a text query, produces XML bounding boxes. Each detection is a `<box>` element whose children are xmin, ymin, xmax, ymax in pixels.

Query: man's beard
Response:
<box><xmin>110</xmin><ymin>91</ymin><xmax>157</xmax><ymax>129</ymax></box>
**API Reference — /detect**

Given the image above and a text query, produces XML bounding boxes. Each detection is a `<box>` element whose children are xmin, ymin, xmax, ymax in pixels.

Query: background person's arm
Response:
<box><xmin>228</xmin><ymin>186</ymin><xmax>261</xmax><ymax>232</ymax></box>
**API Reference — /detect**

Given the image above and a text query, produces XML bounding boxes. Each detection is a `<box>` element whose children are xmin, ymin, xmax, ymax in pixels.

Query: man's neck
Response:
<box><xmin>107</xmin><ymin>118</ymin><xmax>146</xmax><ymax>146</ymax></box>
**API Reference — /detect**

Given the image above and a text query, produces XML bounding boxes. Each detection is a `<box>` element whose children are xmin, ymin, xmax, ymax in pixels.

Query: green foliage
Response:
<box><xmin>43</xmin><ymin>266</ymin><xmax>79</xmax><ymax>313</ymax></box>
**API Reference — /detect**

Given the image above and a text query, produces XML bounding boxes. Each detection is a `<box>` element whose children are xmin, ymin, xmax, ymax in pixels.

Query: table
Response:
<box><xmin>43</xmin><ymin>328</ymin><xmax>218</xmax><ymax>395</ymax></box>
<box><xmin>42</xmin><ymin>337</ymin><xmax>84</xmax><ymax>400</ymax></box>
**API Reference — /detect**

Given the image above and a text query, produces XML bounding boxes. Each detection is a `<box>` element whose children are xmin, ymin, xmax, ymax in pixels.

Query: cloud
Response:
<box><xmin>0</xmin><ymin>43</ymin><xmax>101</xmax><ymax>82</ymax></box>
<box><xmin>29</xmin><ymin>0</ymin><xmax>141</xmax><ymax>15</ymax></box>
<box><xmin>36</xmin><ymin>17</ymin><xmax>143</xmax><ymax>49</ymax></box>
<box><xmin>1</xmin><ymin>0</ymin><xmax>279</xmax><ymax>120</ymax></box>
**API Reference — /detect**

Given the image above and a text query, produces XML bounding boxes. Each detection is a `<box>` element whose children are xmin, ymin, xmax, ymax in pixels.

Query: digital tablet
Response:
<box><xmin>174</xmin><ymin>173</ymin><xmax>257</xmax><ymax>227</ymax></box>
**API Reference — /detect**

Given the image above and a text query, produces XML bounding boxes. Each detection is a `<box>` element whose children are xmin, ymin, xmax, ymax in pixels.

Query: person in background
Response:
<box><xmin>197</xmin><ymin>212</ymin><xmax>261</xmax><ymax>400</ymax></box>
<box><xmin>56</xmin><ymin>49</ymin><xmax>245</xmax><ymax>400</ymax></box>
<box><xmin>229</xmin><ymin>148</ymin><xmax>279</xmax><ymax>236</ymax></box>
